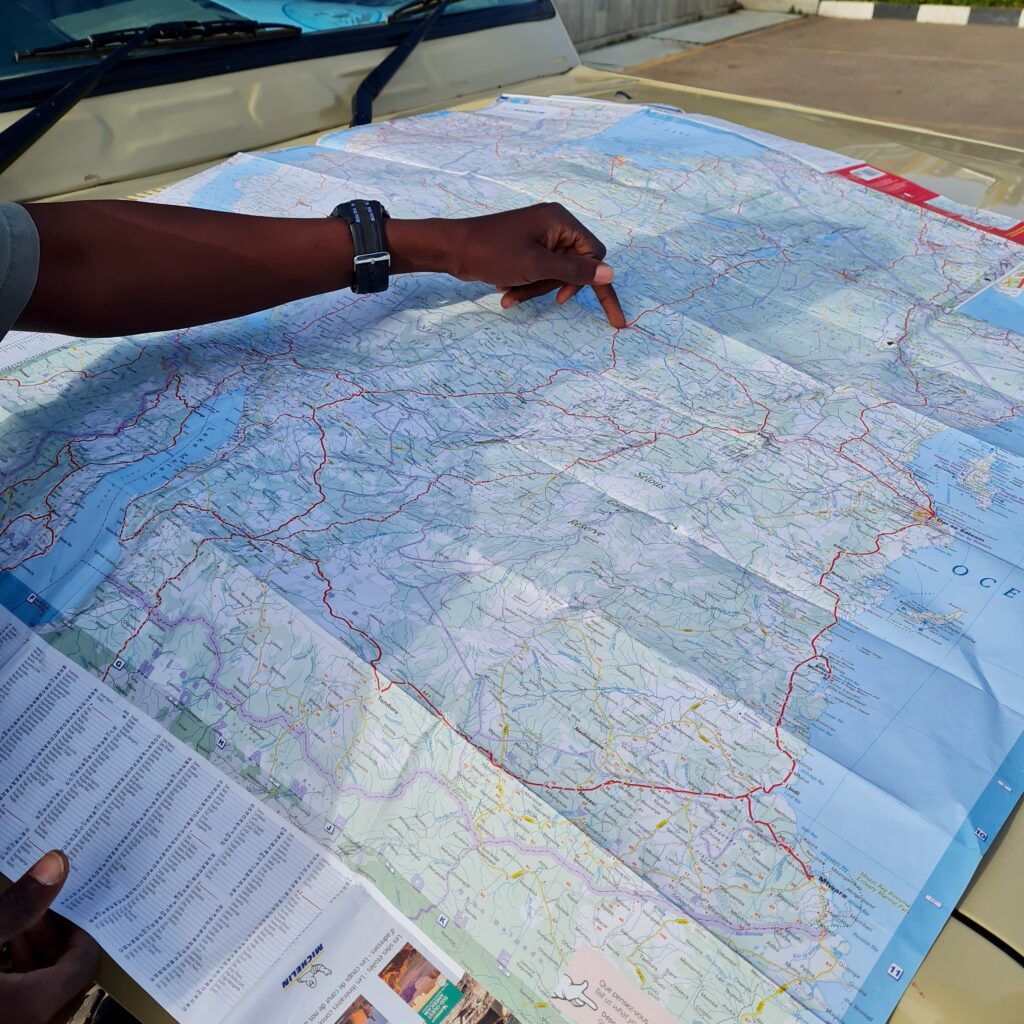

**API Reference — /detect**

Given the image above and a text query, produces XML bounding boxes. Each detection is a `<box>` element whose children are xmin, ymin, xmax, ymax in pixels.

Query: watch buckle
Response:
<box><xmin>354</xmin><ymin>252</ymin><xmax>391</xmax><ymax>268</ymax></box>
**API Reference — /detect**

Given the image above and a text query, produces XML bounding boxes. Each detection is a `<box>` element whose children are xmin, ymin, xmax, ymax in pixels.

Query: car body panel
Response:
<box><xmin>959</xmin><ymin>802</ymin><xmax>1024</xmax><ymax>956</ymax></box>
<box><xmin>0</xmin><ymin>13</ymin><xmax>578</xmax><ymax>203</ymax></box>
<box><xmin>890</xmin><ymin>917</ymin><xmax>1023</xmax><ymax>1024</ymax></box>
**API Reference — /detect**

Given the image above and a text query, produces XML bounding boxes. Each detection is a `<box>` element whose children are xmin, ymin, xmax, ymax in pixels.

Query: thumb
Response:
<box><xmin>0</xmin><ymin>850</ymin><xmax>69</xmax><ymax>945</ymax></box>
<box><xmin>536</xmin><ymin>251</ymin><xmax>614</xmax><ymax>287</ymax></box>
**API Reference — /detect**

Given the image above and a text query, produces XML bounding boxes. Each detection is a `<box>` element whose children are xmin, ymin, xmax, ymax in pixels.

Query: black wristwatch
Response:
<box><xmin>330</xmin><ymin>199</ymin><xmax>391</xmax><ymax>294</ymax></box>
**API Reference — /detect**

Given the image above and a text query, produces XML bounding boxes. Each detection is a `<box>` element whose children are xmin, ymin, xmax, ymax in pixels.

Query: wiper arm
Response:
<box><xmin>15</xmin><ymin>19</ymin><xmax>299</xmax><ymax>61</ymax></box>
<box><xmin>0</xmin><ymin>20</ymin><xmax>299</xmax><ymax>174</ymax></box>
<box><xmin>352</xmin><ymin>0</ymin><xmax>470</xmax><ymax>126</ymax></box>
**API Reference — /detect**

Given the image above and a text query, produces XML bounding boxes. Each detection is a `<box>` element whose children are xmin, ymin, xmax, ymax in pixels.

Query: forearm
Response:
<box><xmin>14</xmin><ymin>198</ymin><xmax>624</xmax><ymax>336</ymax></box>
<box><xmin>18</xmin><ymin>200</ymin><xmax>451</xmax><ymax>337</ymax></box>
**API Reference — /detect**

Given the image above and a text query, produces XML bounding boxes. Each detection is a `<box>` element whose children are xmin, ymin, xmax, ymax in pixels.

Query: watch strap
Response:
<box><xmin>330</xmin><ymin>199</ymin><xmax>391</xmax><ymax>294</ymax></box>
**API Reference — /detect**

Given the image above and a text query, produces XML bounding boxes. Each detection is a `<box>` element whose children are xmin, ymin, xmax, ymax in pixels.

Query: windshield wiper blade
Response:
<box><xmin>1</xmin><ymin>20</ymin><xmax>299</xmax><ymax>174</ymax></box>
<box><xmin>353</xmin><ymin>0</ymin><xmax>471</xmax><ymax>126</ymax></box>
<box><xmin>15</xmin><ymin>19</ymin><xmax>299</xmax><ymax>61</ymax></box>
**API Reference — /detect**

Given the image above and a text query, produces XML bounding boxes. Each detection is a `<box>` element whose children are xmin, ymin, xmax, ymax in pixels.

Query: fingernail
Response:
<box><xmin>504</xmin><ymin>298</ymin><xmax>519</xmax><ymax>308</ymax></box>
<box><xmin>594</xmin><ymin>263</ymin><xmax>614</xmax><ymax>285</ymax></box>
<box><xmin>29</xmin><ymin>850</ymin><xmax>66</xmax><ymax>886</ymax></box>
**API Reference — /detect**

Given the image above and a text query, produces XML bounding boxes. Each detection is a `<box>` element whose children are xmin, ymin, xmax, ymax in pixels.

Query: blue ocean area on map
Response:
<box><xmin>793</xmin><ymin>600</ymin><xmax>1024</xmax><ymax>1019</ymax></box>
<box><xmin>793</xmin><ymin>419</ymin><xmax>1024</xmax><ymax>1018</ymax></box>
<box><xmin>801</xmin><ymin>597</ymin><xmax>1024</xmax><ymax>1020</ymax></box>
<box><xmin>961</xmin><ymin>276</ymin><xmax>1024</xmax><ymax>334</ymax></box>
<box><xmin>853</xmin><ymin>419</ymin><xmax>1024</xmax><ymax>718</ymax></box>
<box><xmin>0</xmin><ymin>390</ymin><xmax>243</xmax><ymax>626</ymax></box>
<box><xmin>969</xmin><ymin>420</ymin><xmax>1024</xmax><ymax>459</ymax></box>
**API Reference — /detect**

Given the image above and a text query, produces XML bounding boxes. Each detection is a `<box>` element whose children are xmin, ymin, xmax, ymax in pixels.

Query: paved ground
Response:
<box><xmin>584</xmin><ymin>10</ymin><xmax>797</xmax><ymax>71</ymax></box>
<box><xmin>593</xmin><ymin>15</ymin><xmax>1024</xmax><ymax>149</ymax></box>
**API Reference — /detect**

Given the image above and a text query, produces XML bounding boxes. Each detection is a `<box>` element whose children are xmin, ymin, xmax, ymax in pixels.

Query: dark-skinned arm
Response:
<box><xmin>16</xmin><ymin>200</ymin><xmax>625</xmax><ymax>337</ymax></box>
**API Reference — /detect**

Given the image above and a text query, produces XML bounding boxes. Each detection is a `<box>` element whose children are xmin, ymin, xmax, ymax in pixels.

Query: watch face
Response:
<box><xmin>331</xmin><ymin>200</ymin><xmax>388</xmax><ymax>224</ymax></box>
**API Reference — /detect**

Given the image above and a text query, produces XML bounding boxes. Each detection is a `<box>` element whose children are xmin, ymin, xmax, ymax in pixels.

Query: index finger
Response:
<box><xmin>592</xmin><ymin>282</ymin><xmax>626</xmax><ymax>329</ymax></box>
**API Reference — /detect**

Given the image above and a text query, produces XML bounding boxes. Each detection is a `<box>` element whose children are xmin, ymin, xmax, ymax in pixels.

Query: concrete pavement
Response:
<box><xmin>615</xmin><ymin>16</ymin><xmax>1024</xmax><ymax>148</ymax></box>
<box><xmin>584</xmin><ymin>10</ymin><xmax>799</xmax><ymax>71</ymax></box>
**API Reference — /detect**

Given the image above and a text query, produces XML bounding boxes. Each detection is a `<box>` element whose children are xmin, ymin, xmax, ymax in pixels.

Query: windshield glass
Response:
<box><xmin>2</xmin><ymin>0</ymin><xmax>532</xmax><ymax>80</ymax></box>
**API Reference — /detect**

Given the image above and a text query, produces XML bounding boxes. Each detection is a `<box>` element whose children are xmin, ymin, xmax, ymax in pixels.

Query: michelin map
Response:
<box><xmin>2</xmin><ymin>96</ymin><xmax>1024</xmax><ymax>1024</ymax></box>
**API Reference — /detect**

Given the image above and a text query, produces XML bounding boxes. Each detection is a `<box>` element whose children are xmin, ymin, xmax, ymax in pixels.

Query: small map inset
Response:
<box><xmin>379</xmin><ymin>943</ymin><xmax>464</xmax><ymax>1024</ymax></box>
<box><xmin>335</xmin><ymin>995</ymin><xmax>389</xmax><ymax>1024</ymax></box>
<box><xmin>959</xmin><ymin>259</ymin><xmax>1024</xmax><ymax>331</ymax></box>
<box><xmin>996</xmin><ymin>268</ymin><xmax>1024</xmax><ymax>293</ymax></box>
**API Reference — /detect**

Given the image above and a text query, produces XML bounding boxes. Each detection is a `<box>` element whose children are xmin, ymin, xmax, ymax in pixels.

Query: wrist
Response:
<box><xmin>386</xmin><ymin>218</ymin><xmax>460</xmax><ymax>277</ymax></box>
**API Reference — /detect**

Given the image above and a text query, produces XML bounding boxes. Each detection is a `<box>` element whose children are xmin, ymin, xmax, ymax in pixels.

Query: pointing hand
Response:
<box><xmin>389</xmin><ymin>203</ymin><xmax>627</xmax><ymax>328</ymax></box>
<box><xmin>552</xmin><ymin>974</ymin><xmax>599</xmax><ymax>1010</ymax></box>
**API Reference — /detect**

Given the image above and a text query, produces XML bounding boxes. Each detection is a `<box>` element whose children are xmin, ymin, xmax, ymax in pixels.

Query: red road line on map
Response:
<box><xmin>744</xmin><ymin>795</ymin><xmax>812</xmax><ymax>880</ymax></box>
<box><xmin>0</xmin><ymin>373</ymin><xmax>182</xmax><ymax>568</ymax></box>
<box><xmin>5</xmin><ymin>311</ymin><xmax>946</xmax><ymax>883</ymax></box>
<box><xmin>0</xmin><ymin>347</ymin><xmax>148</xmax><ymax>389</ymax></box>
<box><xmin>350</xmin><ymin>340</ymin><xmax>934</xmax><ymax>880</ymax></box>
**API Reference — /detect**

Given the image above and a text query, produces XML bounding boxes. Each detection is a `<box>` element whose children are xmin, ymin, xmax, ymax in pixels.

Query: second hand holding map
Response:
<box><xmin>1</xmin><ymin>96</ymin><xmax>1023</xmax><ymax>1024</ymax></box>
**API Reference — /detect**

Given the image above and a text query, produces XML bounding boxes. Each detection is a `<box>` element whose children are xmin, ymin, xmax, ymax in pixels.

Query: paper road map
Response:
<box><xmin>2</xmin><ymin>96</ymin><xmax>1024</xmax><ymax>1024</ymax></box>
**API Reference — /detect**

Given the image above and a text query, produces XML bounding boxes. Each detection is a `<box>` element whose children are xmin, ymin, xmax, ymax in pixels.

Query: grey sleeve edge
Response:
<box><xmin>0</xmin><ymin>202</ymin><xmax>41</xmax><ymax>339</ymax></box>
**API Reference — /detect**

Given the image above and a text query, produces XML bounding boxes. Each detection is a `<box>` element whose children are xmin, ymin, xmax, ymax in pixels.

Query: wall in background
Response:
<box><xmin>553</xmin><ymin>0</ymin><xmax>736</xmax><ymax>50</ymax></box>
